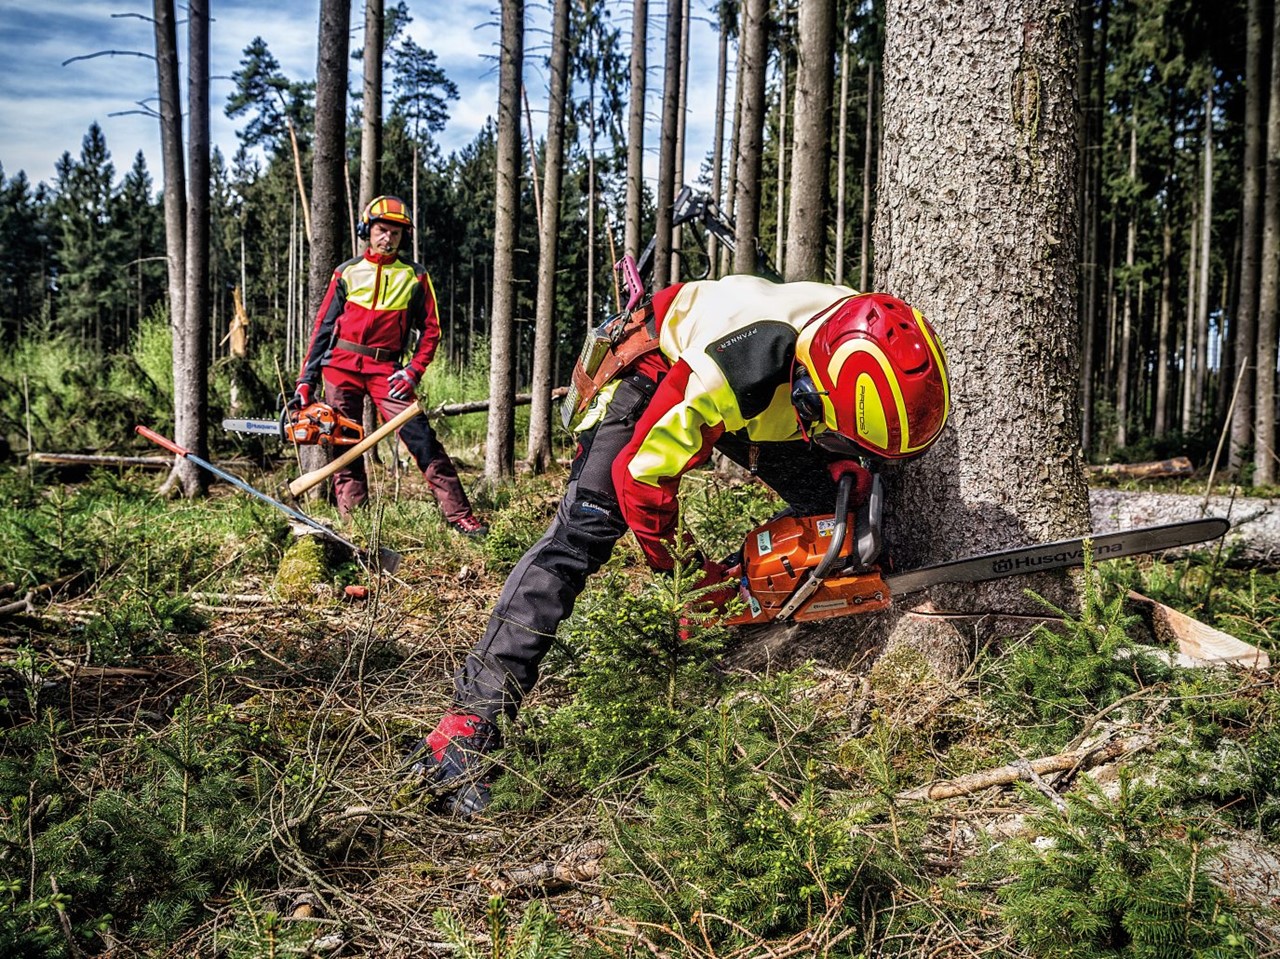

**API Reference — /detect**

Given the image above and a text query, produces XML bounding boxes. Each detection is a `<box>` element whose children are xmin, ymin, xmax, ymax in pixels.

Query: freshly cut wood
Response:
<box><xmin>896</xmin><ymin>735</ymin><xmax>1150</xmax><ymax>802</ymax></box>
<box><xmin>1089</xmin><ymin>487</ymin><xmax>1278</xmax><ymax>565</ymax></box>
<box><xmin>1087</xmin><ymin>456</ymin><xmax>1194</xmax><ymax>479</ymax></box>
<box><xmin>1127</xmin><ymin>590</ymin><xmax>1270</xmax><ymax>669</ymax></box>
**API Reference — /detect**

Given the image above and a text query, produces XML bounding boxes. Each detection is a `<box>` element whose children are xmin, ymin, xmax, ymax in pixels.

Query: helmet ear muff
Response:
<box><xmin>791</xmin><ymin>367</ymin><xmax>825</xmax><ymax>423</ymax></box>
<box><xmin>356</xmin><ymin>219</ymin><xmax>371</xmax><ymax>240</ymax></box>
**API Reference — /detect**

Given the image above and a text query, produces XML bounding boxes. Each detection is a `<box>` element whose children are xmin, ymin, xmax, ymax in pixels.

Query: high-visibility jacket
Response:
<box><xmin>610</xmin><ymin>275</ymin><xmax>859</xmax><ymax>570</ymax></box>
<box><xmin>298</xmin><ymin>248</ymin><xmax>441</xmax><ymax>385</ymax></box>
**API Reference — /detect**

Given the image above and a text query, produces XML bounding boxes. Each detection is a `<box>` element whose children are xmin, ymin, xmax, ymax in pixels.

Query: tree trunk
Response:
<box><xmin>527</xmin><ymin>0</ymin><xmax>570</xmax><ymax>473</ymax></box>
<box><xmin>1116</xmin><ymin>121</ymin><xmax>1137</xmax><ymax>450</ymax></box>
<box><xmin>670</xmin><ymin>0</ymin><xmax>690</xmax><ymax>282</ymax></box>
<box><xmin>733</xmin><ymin>0</ymin><xmax>768</xmax><ymax>276</ymax></box>
<box><xmin>859</xmin><ymin>60</ymin><xmax>875</xmax><ymax>291</ymax></box>
<box><xmin>624</xmin><ymin>0</ymin><xmax>647</xmax><ymax>261</ymax></box>
<box><xmin>834</xmin><ymin>12</ymin><xmax>850</xmax><ymax>286</ymax></box>
<box><xmin>1196</xmin><ymin>88</ymin><xmax>1214</xmax><ymax>429</ymax></box>
<box><xmin>485</xmin><ymin>0</ymin><xmax>524</xmax><ymax>483</ymax></box>
<box><xmin>774</xmin><ymin>52</ymin><xmax>787</xmax><ymax>270</ymax></box>
<box><xmin>173</xmin><ymin>0</ymin><xmax>210</xmax><ymax>497</ymax></box>
<box><xmin>1155</xmin><ymin>215</ymin><xmax>1173</xmax><ymax>436</ymax></box>
<box><xmin>784</xmin><ymin>0</ymin><xmax>834</xmax><ymax>282</ymax></box>
<box><xmin>653</xmin><ymin>0</ymin><xmax>683</xmax><ymax>289</ymax></box>
<box><xmin>722</xmin><ymin>6</ymin><xmax>746</xmax><ymax>277</ymax></box>
<box><xmin>152</xmin><ymin>0</ymin><xmax>185</xmax><ymax>343</ymax></box>
<box><xmin>359</xmin><ymin>0</ymin><xmax>384</xmax><ymax>211</ymax></box>
<box><xmin>707</xmin><ymin>6</ymin><xmax>731</xmax><ymax>278</ymax></box>
<box><xmin>1256</xmin><ymin>0</ymin><xmax>1280</xmax><ymax>485</ymax></box>
<box><xmin>875</xmin><ymin>0</ymin><xmax>1087</xmax><ymax>675</ymax></box>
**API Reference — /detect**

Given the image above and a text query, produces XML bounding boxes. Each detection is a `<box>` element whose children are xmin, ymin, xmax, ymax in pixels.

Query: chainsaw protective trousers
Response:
<box><xmin>453</xmin><ymin>374</ymin><xmax>658</xmax><ymax>721</ymax></box>
<box><xmin>324</xmin><ymin>374</ymin><xmax>474</xmax><ymax>522</ymax></box>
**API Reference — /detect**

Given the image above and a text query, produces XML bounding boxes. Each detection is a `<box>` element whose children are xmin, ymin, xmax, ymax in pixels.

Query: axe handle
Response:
<box><xmin>287</xmin><ymin>401</ymin><xmax>422</xmax><ymax>498</ymax></box>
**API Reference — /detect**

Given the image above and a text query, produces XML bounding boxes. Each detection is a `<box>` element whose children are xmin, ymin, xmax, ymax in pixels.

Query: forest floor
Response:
<box><xmin>2</xmin><ymin>454</ymin><xmax>1280</xmax><ymax>957</ymax></box>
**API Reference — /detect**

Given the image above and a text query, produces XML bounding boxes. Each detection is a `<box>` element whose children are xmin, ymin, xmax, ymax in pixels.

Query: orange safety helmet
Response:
<box><xmin>792</xmin><ymin>293</ymin><xmax>950</xmax><ymax>460</ymax></box>
<box><xmin>357</xmin><ymin>195</ymin><xmax>414</xmax><ymax>239</ymax></box>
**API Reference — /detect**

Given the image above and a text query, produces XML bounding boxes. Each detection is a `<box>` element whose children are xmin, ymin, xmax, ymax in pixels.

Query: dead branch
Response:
<box><xmin>29</xmin><ymin>452</ymin><xmax>173</xmax><ymax>469</ymax></box>
<box><xmin>61</xmin><ymin>50</ymin><xmax>154</xmax><ymax>65</ymax></box>
<box><xmin>895</xmin><ymin>734</ymin><xmax>1153</xmax><ymax>802</ymax></box>
<box><xmin>484</xmin><ymin>839</ymin><xmax>608</xmax><ymax>894</ymax></box>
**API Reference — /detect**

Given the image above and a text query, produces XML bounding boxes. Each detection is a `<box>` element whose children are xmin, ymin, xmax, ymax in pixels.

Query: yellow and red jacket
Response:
<box><xmin>606</xmin><ymin>275</ymin><xmax>860</xmax><ymax>571</ymax></box>
<box><xmin>298</xmin><ymin>249</ymin><xmax>441</xmax><ymax>384</ymax></box>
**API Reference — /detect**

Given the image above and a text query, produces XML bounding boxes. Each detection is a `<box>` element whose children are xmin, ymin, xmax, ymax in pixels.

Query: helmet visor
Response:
<box><xmin>810</xmin><ymin>428</ymin><xmax>867</xmax><ymax>458</ymax></box>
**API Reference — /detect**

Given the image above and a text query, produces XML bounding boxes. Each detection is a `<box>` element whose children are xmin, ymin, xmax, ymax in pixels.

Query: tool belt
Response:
<box><xmin>561</xmin><ymin>301</ymin><xmax>661</xmax><ymax>431</ymax></box>
<box><xmin>334</xmin><ymin>338</ymin><xmax>400</xmax><ymax>363</ymax></box>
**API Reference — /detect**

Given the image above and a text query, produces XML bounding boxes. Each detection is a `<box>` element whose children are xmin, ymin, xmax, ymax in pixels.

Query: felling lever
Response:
<box><xmin>135</xmin><ymin>425</ymin><xmax>402</xmax><ymax>575</ymax></box>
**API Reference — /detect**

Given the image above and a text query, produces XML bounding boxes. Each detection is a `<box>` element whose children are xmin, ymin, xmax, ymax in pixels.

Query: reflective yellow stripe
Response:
<box><xmin>825</xmin><ymin>340</ymin><xmax>911</xmax><ymax>453</ymax></box>
<box><xmin>344</xmin><ymin>259</ymin><xmax>418</xmax><ymax>310</ymax></box>
<box><xmin>915</xmin><ymin>308</ymin><xmax>950</xmax><ymax>429</ymax></box>
<box><xmin>629</xmin><ymin>382</ymin><xmax>724</xmax><ymax>487</ymax></box>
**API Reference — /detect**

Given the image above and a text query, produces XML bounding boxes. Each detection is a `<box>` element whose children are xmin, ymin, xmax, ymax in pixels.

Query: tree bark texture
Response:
<box><xmin>653</xmin><ymin>0</ymin><xmax>683</xmax><ymax>289</ymax></box>
<box><xmin>152</xmin><ymin>0</ymin><xmax>185</xmax><ymax>340</ymax></box>
<box><xmin>359</xmin><ymin>0</ymin><xmax>384</xmax><ymax>211</ymax></box>
<box><xmin>1088</xmin><ymin>488</ymin><xmax>1279</xmax><ymax>567</ymax></box>
<box><xmin>784</xmin><ymin>0</ymin><xmax>834</xmax><ymax>282</ymax></box>
<box><xmin>733</xmin><ymin>0</ymin><xmax>768</xmax><ymax>276</ymax></box>
<box><xmin>485</xmin><ymin>0</ymin><xmax>524</xmax><ymax>482</ymax></box>
<box><xmin>1229</xmin><ymin>0</ymin><xmax>1267</xmax><ymax>473</ymax></box>
<box><xmin>707</xmin><ymin>6</ymin><xmax>731</xmax><ymax>277</ymax></box>
<box><xmin>874</xmin><ymin>0</ymin><xmax>1088</xmax><ymax>620</ymax></box>
<box><xmin>175</xmin><ymin>0</ymin><xmax>210</xmax><ymax>496</ymax></box>
<box><xmin>625</xmin><ymin>0</ymin><xmax>647</xmax><ymax>261</ymax></box>
<box><xmin>1255</xmin><ymin>0</ymin><xmax>1280</xmax><ymax>485</ymax></box>
<box><xmin>308</xmin><ymin>0</ymin><xmax>352</xmax><ymax>322</ymax></box>
<box><xmin>527</xmin><ymin>0</ymin><xmax>570</xmax><ymax>473</ymax></box>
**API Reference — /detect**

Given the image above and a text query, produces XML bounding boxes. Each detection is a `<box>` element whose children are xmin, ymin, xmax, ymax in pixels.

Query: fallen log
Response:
<box><xmin>29</xmin><ymin>452</ymin><xmax>173</xmax><ymax>469</ymax></box>
<box><xmin>1089</xmin><ymin>487</ymin><xmax>1278</xmax><ymax>566</ymax></box>
<box><xmin>1087</xmin><ymin>456</ymin><xmax>1194</xmax><ymax>480</ymax></box>
<box><xmin>895</xmin><ymin>735</ymin><xmax>1151</xmax><ymax>802</ymax></box>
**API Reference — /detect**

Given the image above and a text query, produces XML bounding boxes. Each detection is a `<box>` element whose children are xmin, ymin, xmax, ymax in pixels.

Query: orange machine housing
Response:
<box><xmin>723</xmin><ymin>512</ymin><xmax>891</xmax><ymax>625</ymax></box>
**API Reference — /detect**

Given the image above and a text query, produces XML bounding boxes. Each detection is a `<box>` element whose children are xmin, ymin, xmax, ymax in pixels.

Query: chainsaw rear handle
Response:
<box><xmin>136</xmin><ymin>425</ymin><xmax>187</xmax><ymax>457</ymax></box>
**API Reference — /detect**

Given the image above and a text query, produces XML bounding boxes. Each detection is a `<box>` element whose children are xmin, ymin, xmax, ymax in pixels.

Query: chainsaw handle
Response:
<box><xmin>812</xmin><ymin>472</ymin><xmax>854</xmax><ymax>580</ymax></box>
<box><xmin>136</xmin><ymin>425</ymin><xmax>188</xmax><ymax>457</ymax></box>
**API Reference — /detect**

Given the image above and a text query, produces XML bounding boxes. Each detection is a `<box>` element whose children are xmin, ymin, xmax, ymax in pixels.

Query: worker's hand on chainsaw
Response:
<box><xmin>387</xmin><ymin>368</ymin><xmax>418</xmax><ymax>401</ymax></box>
<box><xmin>826</xmin><ymin>459</ymin><xmax>873</xmax><ymax>505</ymax></box>
<box><xmin>289</xmin><ymin>382</ymin><xmax>313</xmax><ymax>410</ymax></box>
<box><xmin>691</xmin><ymin>558</ymin><xmax>741</xmax><ymax>613</ymax></box>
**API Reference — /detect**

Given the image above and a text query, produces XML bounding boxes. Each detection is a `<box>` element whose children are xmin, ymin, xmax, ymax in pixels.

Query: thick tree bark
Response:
<box><xmin>653</xmin><ymin>0</ymin><xmax>683</xmax><ymax>289</ymax></box>
<box><xmin>624</xmin><ymin>0</ymin><xmax>647</xmax><ymax>261</ymax></box>
<box><xmin>485</xmin><ymin>0</ymin><xmax>524</xmax><ymax>483</ymax></box>
<box><xmin>359</xmin><ymin>0</ymin><xmax>384</xmax><ymax>211</ymax></box>
<box><xmin>527</xmin><ymin>0</ymin><xmax>570</xmax><ymax>473</ymax></box>
<box><xmin>875</xmin><ymin>0</ymin><xmax>1087</xmax><ymax>674</ymax></box>
<box><xmin>173</xmin><ymin>0</ymin><xmax>210</xmax><ymax>497</ymax></box>
<box><xmin>784</xmin><ymin>0</ymin><xmax>834</xmax><ymax>282</ymax></box>
<box><xmin>732</xmin><ymin>0</ymin><xmax>768</xmax><ymax>276</ymax></box>
<box><xmin>1256</xmin><ymin>0</ymin><xmax>1280</xmax><ymax>485</ymax></box>
<box><xmin>834</xmin><ymin>12</ymin><xmax>850</xmax><ymax>286</ymax></box>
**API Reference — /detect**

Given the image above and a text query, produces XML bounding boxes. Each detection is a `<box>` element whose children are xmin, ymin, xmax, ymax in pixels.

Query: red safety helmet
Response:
<box><xmin>793</xmin><ymin>293</ymin><xmax>950</xmax><ymax>460</ymax></box>
<box><xmin>357</xmin><ymin>195</ymin><xmax>414</xmax><ymax>239</ymax></box>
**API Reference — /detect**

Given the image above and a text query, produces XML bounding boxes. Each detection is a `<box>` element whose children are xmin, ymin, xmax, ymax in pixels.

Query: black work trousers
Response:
<box><xmin>451</xmin><ymin>375</ymin><xmax>844</xmax><ymax>722</ymax></box>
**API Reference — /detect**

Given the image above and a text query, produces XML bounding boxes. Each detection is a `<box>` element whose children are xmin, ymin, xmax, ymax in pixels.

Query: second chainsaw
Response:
<box><xmin>223</xmin><ymin>401</ymin><xmax>365</xmax><ymax>448</ymax></box>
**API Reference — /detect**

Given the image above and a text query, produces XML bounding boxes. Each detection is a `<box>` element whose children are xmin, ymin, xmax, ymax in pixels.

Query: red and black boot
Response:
<box><xmin>405</xmin><ymin>709</ymin><xmax>499</xmax><ymax>816</ymax></box>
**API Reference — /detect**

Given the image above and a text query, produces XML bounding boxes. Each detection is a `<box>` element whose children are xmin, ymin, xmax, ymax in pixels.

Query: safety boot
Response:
<box><xmin>405</xmin><ymin>710</ymin><xmax>499</xmax><ymax>816</ymax></box>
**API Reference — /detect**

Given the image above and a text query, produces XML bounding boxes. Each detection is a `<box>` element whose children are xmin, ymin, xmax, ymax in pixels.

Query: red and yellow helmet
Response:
<box><xmin>795</xmin><ymin>293</ymin><xmax>950</xmax><ymax>460</ymax></box>
<box><xmin>358</xmin><ymin>195</ymin><xmax>414</xmax><ymax>238</ymax></box>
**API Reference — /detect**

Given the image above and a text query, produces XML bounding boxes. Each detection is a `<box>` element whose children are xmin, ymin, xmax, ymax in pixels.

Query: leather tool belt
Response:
<box><xmin>561</xmin><ymin>301</ymin><xmax>660</xmax><ymax>431</ymax></box>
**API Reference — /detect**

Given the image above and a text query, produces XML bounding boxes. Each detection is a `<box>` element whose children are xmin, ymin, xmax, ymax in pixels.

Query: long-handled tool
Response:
<box><xmin>136</xmin><ymin>425</ymin><xmax>402</xmax><ymax>574</ymax></box>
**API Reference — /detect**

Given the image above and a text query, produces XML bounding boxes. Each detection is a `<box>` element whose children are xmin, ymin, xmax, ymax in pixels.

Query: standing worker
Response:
<box><xmin>294</xmin><ymin>196</ymin><xmax>487</xmax><ymax>537</ymax></box>
<box><xmin>408</xmin><ymin>274</ymin><xmax>951</xmax><ymax>815</ymax></box>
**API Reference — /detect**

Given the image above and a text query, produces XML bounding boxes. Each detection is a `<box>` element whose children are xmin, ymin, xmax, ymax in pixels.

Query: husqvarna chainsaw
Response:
<box><xmin>222</xmin><ymin>402</ymin><xmax>364</xmax><ymax>448</ymax></box>
<box><xmin>721</xmin><ymin>473</ymin><xmax>1231</xmax><ymax>627</ymax></box>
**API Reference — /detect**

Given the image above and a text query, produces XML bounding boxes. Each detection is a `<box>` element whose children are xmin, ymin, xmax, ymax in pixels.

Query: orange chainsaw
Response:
<box><xmin>722</xmin><ymin>473</ymin><xmax>1231</xmax><ymax>627</ymax></box>
<box><xmin>222</xmin><ymin>401</ymin><xmax>365</xmax><ymax>448</ymax></box>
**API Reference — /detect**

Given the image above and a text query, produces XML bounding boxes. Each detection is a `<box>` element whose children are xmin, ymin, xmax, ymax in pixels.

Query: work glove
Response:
<box><xmin>826</xmin><ymin>459</ymin><xmax>874</xmax><ymax>506</ymax></box>
<box><xmin>289</xmin><ymin>382</ymin><xmax>313</xmax><ymax>410</ymax></box>
<box><xmin>678</xmin><ymin>558</ymin><xmax>742</xmax><ymax>641</ymax></box>
<box><xmin>387</xmin><ymin>368</ymin><xmax>419</xmax><ymax>401</ymax></box>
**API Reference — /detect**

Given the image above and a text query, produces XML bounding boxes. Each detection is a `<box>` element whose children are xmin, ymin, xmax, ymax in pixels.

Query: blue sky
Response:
<box><xmin>0</xmin><ymin>0</ymin><xmax>726</xmax><ymax>193</ymax></box>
